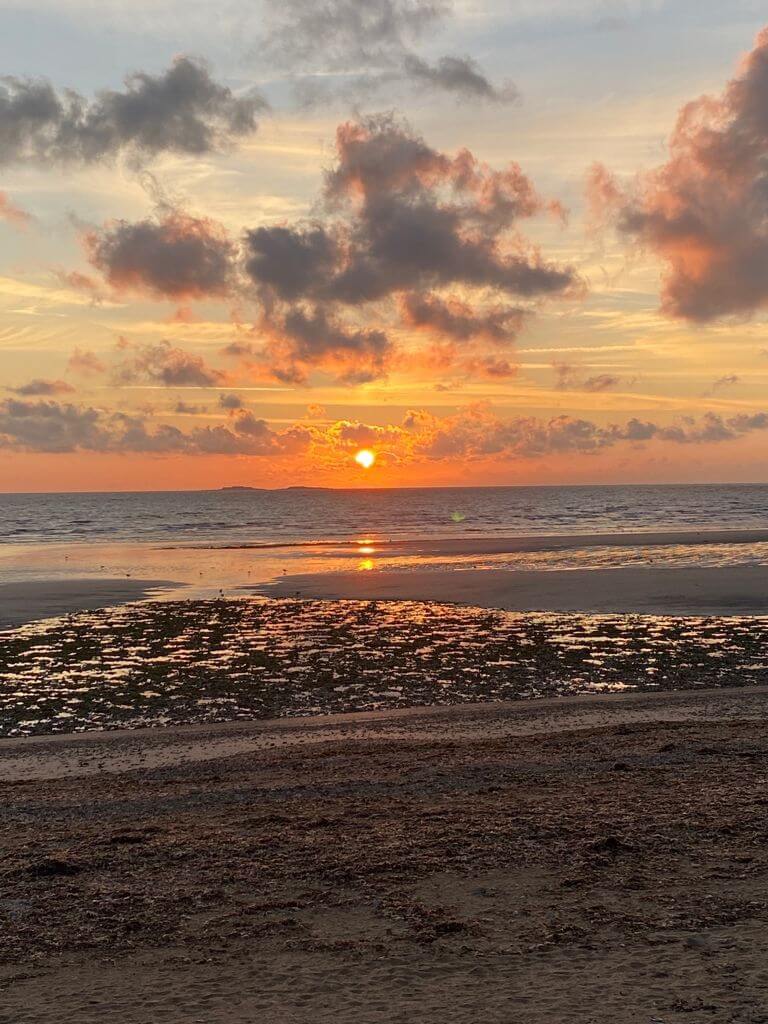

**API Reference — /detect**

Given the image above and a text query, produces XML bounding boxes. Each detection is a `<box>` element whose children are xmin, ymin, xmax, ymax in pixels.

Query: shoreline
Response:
<box><xmin>174</xmin><ymin>526</ymin><xmax>768</xmax><ymax>554</ymax></box>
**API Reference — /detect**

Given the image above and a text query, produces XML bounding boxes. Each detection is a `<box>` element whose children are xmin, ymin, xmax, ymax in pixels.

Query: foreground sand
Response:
<box><xmin>3</xmin><ymin>687</ymin><xmax>768</xmax><ymax>1023</ymax></box>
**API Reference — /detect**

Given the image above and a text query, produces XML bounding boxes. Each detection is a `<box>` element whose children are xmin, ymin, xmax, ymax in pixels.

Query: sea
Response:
<box><xmin>2</xmin><ymin>484</ymin><xmax>768</xmax><ymax>547</ymax></box>
<box><xmin>2</xmin><ymin>484</ymin><xmax>768</xmax><ymax>592</ymax></box>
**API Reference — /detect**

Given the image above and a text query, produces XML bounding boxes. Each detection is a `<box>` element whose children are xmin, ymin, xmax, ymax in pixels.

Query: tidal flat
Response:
<box><xmin>2</xmin><ymin>597</ymin><xmax>767</xmax><ymax>737</ymax></box>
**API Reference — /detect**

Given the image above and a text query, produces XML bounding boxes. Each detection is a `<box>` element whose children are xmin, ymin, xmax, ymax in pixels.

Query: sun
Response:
<box><xmin>354</xmin><ymin>449</ymin><xmax>376</xmax><ymax>469</ymax></box>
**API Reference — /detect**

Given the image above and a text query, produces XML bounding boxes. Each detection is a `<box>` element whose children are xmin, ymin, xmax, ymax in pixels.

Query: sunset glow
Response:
<box><xmin>1</xmin><ymin>6</ymin><xmax>768</xmax><ymax>491</ymax></box>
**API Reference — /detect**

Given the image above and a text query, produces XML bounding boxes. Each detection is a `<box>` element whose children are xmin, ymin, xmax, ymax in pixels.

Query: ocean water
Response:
<box><xmin>2</xmin><ymin>484</ymin><xmax>768</xmax><ymax>547</ymax></box>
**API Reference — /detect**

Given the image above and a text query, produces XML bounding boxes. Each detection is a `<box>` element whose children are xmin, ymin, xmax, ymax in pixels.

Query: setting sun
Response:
<box><xmin>355</xmin><ymin>449</ymin><xmax>376</xmax><ymax>470</ymax></box>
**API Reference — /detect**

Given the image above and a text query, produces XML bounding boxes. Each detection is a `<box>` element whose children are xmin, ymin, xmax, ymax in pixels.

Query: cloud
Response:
<box><xmin>258</xmin><ymin>0</ymin><xmax>513</xmax><ymax>106</ymax></box>
<box><xmin>704</xmin><ymin>373</ymin><xmax>741</xmax><ymax>396</ymax></box>
<box><xmin>265</xmin><ymin>306</ymin><xmax>393</xmax><ymax>384</ymax></box>
<box><xmin>462</xmin><ymin>355</ymin><xmax>518</xmax><ymax>379</ymax></box>
<box><xmin>7</xmin><ymin>378</ymin><xmax>75</xmax><ymax>396</ymax></box>
<box><xmin>55</xmin><ymin>270</ymin><xmax>110</xmax><ymax>304</ymax></box>
<box><xmin>552</xmin><ymin>362</ymin><xmax>623</xmax><ymax>392</ymax></box>
<box><xmin>113</xmin><ymin>339</ymin><xmax>226</xmax><ymax>387</ymax></box>
<box><xmin>3</xmin><ymin>396</ymin><xmax>768</xmax><ymax>463</ymax></box>
<box><xmin>711</xmin><ymin>373</ymin><xmax>740</xmax><ymax>391</ymax></box>
<box><xmin>0</xmin><ymin>57</ymin><xmax>265</xmax><ymax>167</ymax></box>
<box><xmin>0</xmin><ymin>191</ymin><xmax>32</xmax><ymax>228</ymax></box>
<box><xmin>594</xmin><ymin>27</ymin><xmax>768</xmax><ymax>321</ymax></box>
<box><xmin>245</xmin><ymin>114</ymin><xmax>576</xmax><ymax>310</ymax></box>
<box><xmin>85</xmin><ymin>211</ymin><xmax>234</xmax><ymax>301</ymax></box>
<box><xmin>0</xmin><ymin>398</ymin><xmax>109</xmax><ymax>452</ymax></box>
<box><xmin>401</xmin><ymin>291</ymin><xmax>525</xmax><ymax>343</ymax></box>
<box><xmin>67</xmin><ymin>347</ymin><xmax>106</xmax><ymax>375</ymax></box>
<box><xmin>260</xmin><ymin>0</ymin><xmax>447</xmax><ymax>70</ymax></box>
<box><xmin>73</xmin><ymin>115</ymin><xmax>573</xmax><ymax>386</ymax></box>
<box><xmin>582</xmin><ymin>373</ymin><xmax>622</xmax><ymax>392</ymax></box>
<box><xmin>244</xmin><ymin>223</ymin><xmax>339</xmax><ymax>303</ymax></box>
<box><xmin>401</xmin><ymin>55</ymin><xmax>518</xmax><ymax>102</ymax></box>
<box><xmin>402</xmin><ymin>405</ymin><xmax>768</xmax><ymax>460</ymax></box>
<box><xmin>0</xmin><ymin>398</ymin><xmax>311</xmax><ymax>456</ymax></box>
<box><xmin>219</xmin><ymin>392</ymin><xmax>243</xmax><ymax>409</ymax></box>
<box><xmin>174</xmin><ymin>400</ymin><xmax>207</xmax><ymax>414</ymax></box>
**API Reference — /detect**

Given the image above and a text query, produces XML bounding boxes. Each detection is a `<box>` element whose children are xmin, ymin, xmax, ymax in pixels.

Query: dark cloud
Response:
<box><xmin>0</xmin><ymin>398</ymin><xmax>109</xmax><ymax>453</ymax></box>
<box><xmin>710</xmin><ymin>373</ymin><xmax>741</xmax><ymax>393</ymax></box>
<box><xmin>401</xmin><ymin>292</ymin><xmax>525</xmax><ymax>343</ymax></box>
<box><xmin>244</xmin><ymin>224</ymin><xmax>338</xmax><ymax>303</ymax></box>
<box><xmin>582</xmin><ymin>374</ymin><xmax>622</xmax><ymax>393</ymax></box>
<box><xmin>401</xmin><ymin>55</ymin><xmax>518</xmax><ymax>102</ymax></box>
<box><xmin>245</xmin><ymin>115</ymin><xmax>576</xmax><ymax>310</ymax></box>
<box><xmin>174</xmin><ymin>401</ymin><xmax>207</xmax><ymax>414</ymax></box>
<box><xmin>75</xmin><ymin>116</ymin><xmax>572</xmax><ymax>387</ymax></box>
<box><xmin>114</xmin><ymin>340</ymin><xmax>226</xmax><ymax>388</ymax></box>
<box><xmin>552</xmin><ymin>362</ymin><xmax>623</xmax><ymax>392</ymax></box>
<box><xmin>221</xmin><ymin>339</ymin><xmax>257</xmax><ymax>359</ymax></box>
<box><xmin>258</xmin><ymin>0</ymin><xmax>512</xmax><ymax>105</ymax></box>
<box><xmin>0</xmin><ymin>57</ymin><xmax>265</xmax><ymax>167</ymax></box>
<box><xmin>261</xmin><ymin>0</ymin><xmax>447</xmax><ymax>71</ymax></box>
<box><xmin>593</xmin><ymin>28</ymin><xmax>768</xmax><ymax>321</ymax></box>
<box><xmin>219</xmin><ymin>393</ymin><xmax>243</xmax><ymax>409</ymax></box>
<box><xmin>266</xmin><ymin>306</ymin><xmax>393</xmax><ymax>384</ymax></box>
<box><xmin>86</xmin><ymin>211</ymin><xmax>234</xmax><ymax>301</ymax></box>
<box><xmin>7</xmin><ymin>379</ymin><xmax>75</xmax><ymax>397</ymax></box>
<box><xmin>0</xmin><ymin>398</ymin><xmax>311</xmax><ymax>456</ymax></box>
<box><xmin>462</xmin><ymin>355</ymin><xmax>518</xmax><ymax>379</ymax></box>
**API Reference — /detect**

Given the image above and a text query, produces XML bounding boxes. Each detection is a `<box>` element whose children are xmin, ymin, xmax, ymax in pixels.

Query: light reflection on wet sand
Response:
<box><xmin>2</xmin><ymin>598</ymin><xmax>767</xmax><ymax>737</ymax></box>
<box><xmin>3</xmin><ymin>536</ymin><xmax>768</xmax><ymax>603</ymax></box>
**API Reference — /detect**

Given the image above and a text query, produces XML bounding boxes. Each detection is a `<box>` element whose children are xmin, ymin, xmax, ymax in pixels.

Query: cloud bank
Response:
<box><xmin>4</xmin><ymin>397</ymin><xmax>768</xmax><ymax>463</ymax></box>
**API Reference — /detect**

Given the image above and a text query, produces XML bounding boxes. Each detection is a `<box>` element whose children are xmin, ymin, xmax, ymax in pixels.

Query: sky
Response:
<box><xmin>2</xmin><ymin>0</ymin><xmax>768</xmax><ymax>491</ymax></box>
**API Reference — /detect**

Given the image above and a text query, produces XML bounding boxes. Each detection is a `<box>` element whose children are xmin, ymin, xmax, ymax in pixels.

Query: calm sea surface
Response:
<box><xmin>2</xmin><ymin>484</ymin><xmax>768</xmax><ymax>547</ymax></box>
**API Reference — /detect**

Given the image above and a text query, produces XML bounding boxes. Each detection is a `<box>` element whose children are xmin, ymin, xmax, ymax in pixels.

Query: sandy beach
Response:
<box><xmin>3</xmin><ymin>527</ymin><xmax>768</xmax><ymax>1021</ymax></box>
<box><xmin>257</xmin><ymin>564</ymin><xmax>768</xmax><ymax>615</ymax></box>
<box><xmin>0</xmin><ymin>579</ymin><xmax>179</xmax><ymax>629</ymax></box>
<box><xmin>3</xmin><ymin>686</ymin><xmax>768</xmax><ymax>1023</ymax></box>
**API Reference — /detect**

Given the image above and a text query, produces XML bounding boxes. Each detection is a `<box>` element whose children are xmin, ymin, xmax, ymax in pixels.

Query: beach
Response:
<box><xmin>4</xmin><ymin>527</ymin><xmax>768</xmax><ymax>627</ymax></box>
<box><xmin>3</xmin><ymin>495</ymin><xmax>768</xmax><ymax>1021</ymax></box>
<box><xmin>3</xmin><ymin>687</ymin><xmax>768</xmax><ymax>1023</ymax></box>
<box><xmin>257</xmin><ymin>563</ymin><xmax>768</xmax><ymax>615</ymax></box>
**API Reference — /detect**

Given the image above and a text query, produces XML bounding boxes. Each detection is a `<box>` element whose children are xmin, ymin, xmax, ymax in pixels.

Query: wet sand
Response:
<box><xmin>0</xmin><ymin>578</ymin><xmax>179</xmax><ymax>629</ymax></box>
<box><xmin>5</xmin><ymin>597</ymin><xmax>768</xmax><ymax>737</ymax></box>
<box><xmin>2</xmin><ymin>687</ymin><xmax>768</xmax><ymax>1023</ymax></box>
<box><xmin>257</xmin><ymin>564</ymin><xmax>768</xmax><ymax>615</ymax></box>
<box><xmin>208</xmin><ymin>526</ymin><xmax>768</xmax><ymax>556</ymax></box>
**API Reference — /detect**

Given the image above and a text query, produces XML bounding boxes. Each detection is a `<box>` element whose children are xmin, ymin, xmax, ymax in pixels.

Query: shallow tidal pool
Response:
<box><xmin>1</xmin><ymin>598</ymin><xmax>767</xmax><ymax>736</ymax></box>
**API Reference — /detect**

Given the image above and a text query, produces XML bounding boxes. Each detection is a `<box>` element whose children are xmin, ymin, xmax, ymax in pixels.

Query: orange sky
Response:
<box><xmin>2</xmin><ymin>6</ymin><xmax>768</xmax><ymax>490</ymax></box>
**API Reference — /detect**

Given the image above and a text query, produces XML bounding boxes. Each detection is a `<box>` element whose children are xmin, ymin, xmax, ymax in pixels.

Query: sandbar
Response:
<box><xmin>256</xmin><ymin>563</ymin><xmax>768</xmax><ymax>615</ymax></box>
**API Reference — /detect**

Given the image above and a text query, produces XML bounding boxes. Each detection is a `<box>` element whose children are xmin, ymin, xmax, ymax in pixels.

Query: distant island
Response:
<box><xmin>219</xmin><ymin>485</ymin><xmax>330</xmax><ymax>492</ymax></box>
